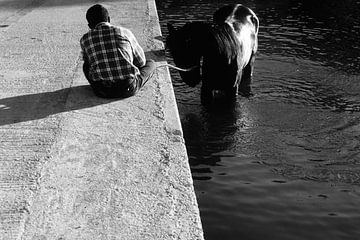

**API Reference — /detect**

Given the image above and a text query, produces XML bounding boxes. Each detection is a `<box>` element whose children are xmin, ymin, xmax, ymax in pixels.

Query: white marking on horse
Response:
<box><xmin>225</xmin><ymin>4</ymin><xmax>258</xmax><ymax>67</ymax></box>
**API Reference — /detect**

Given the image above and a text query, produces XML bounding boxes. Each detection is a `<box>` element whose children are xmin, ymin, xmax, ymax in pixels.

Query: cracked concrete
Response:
<box><xmin>0</xmin><ymin>0</ymin><xmax>204</xmax><ymax>239</ymax></box>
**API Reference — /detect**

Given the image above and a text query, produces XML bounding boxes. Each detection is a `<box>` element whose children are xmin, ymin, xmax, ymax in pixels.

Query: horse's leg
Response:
<box><xmin>238</xmin><ymin>52</ymin><xmax>255</xmax><ymax>96</ymax></box>
<box><xmin>201</xmin><ymin>84</ymin><xmax>213</xmax><ymax>105</ymax></box>
<box><xmin>224</xmin><ymin>85</ymin><xmax>239</xmax><ymax>102</ymax></box>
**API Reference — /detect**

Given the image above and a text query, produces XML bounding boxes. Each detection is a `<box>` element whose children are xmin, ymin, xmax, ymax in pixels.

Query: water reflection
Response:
<box><xmin>258</xmin><ymin>0</ymin><xmax>360</xmax><ymax>74</ymax></box>
<box><xmin>156</xmin><ymin>0</ymin><xmax>360</xmax><ymax>239</ymax></box>
<box><xmin>254</xmin><ymin>56</ymin><xmax>360</xmax><ymax>112</ymax></box>
<box><xmin>182</xmin><ymin>102</ymin><xmax>250</xmax><ymax>180</ymax></box>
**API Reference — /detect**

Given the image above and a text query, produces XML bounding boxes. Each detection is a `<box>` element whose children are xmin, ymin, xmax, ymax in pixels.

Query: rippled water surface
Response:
<box><xmin>156</xmin><ymin>0</ymin><xmax>360</xmax><ymax>239</ymax></box>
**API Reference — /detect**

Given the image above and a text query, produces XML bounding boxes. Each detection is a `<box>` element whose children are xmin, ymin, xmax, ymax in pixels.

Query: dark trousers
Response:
<box><xmin>83</xmin><ymin>60</ymin><xmax>156</xmax><ymax>98</ymax></box>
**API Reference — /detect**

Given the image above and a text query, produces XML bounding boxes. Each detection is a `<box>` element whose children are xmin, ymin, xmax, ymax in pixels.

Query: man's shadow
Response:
<box><xmin>0</xmin><ymin>85</ymin><xmax>116</xmax><ymax>126</ymax></box>
<box><xmin>0</xmin><ymin>49</ymin><xmax>165</xmax><ymax>127</ymax></box>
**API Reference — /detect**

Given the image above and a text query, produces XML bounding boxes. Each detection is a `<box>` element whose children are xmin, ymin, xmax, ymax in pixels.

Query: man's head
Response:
<box><xmin>86</xmin><ymin>4</ymin><xmax>110</xmax><ymax>29</ymax></box>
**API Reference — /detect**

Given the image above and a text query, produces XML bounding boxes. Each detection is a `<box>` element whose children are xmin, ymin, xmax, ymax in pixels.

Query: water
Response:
<box><xmin>155</xmin><ymin>0</ymin><xmax>360</xmax><ymax>239</ymax></box>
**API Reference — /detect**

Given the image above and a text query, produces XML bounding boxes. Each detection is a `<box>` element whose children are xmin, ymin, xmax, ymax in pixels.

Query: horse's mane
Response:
<box><xmin>211</xmin><ymin>23</ymin><xmax>241</xmax><ymax>62</ymax></box>
<box><xmin>183</xmin><ymin>21</ymin><xmax>240</xmax><ymax>64</ymax></box>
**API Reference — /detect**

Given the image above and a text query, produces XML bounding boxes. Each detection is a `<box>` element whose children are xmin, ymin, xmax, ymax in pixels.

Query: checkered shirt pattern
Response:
<box><xmin>80</xmin><ymin>22</ymin><xmax>146</xmax><ymax>83</ymax></box>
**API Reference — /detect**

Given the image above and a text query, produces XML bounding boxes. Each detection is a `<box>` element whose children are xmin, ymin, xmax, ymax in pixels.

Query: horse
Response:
<box><xmin>166</xmin><ymin>4</ymin><xmax>259</xmax><ymax>104</ymax></box>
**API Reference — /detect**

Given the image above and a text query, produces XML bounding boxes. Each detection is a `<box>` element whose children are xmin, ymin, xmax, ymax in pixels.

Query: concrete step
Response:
<box><xmin>0</xmin><ymin>0</ymin><xmax>203</xmax><ymax>239</ymax></box>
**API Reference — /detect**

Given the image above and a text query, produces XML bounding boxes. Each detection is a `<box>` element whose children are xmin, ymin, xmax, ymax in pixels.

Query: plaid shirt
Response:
<box><xmin>80</xmin><ymin>22</ymin><xmax>146</xmax><ymax>83</ymax></box>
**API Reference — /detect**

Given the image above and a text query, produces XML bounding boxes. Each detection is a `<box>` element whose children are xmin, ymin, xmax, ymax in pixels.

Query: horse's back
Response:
<box><xmin>213</xmin><ymin>4</ymin><xmax>259</xmax><ymax>33</ymax></box>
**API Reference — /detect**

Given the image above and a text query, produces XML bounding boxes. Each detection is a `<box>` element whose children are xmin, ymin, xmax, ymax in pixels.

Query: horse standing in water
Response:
<box><xmin>166</xmin><ymin>4</ymin><xmax>259</xmax><ymax>104</ymax></box>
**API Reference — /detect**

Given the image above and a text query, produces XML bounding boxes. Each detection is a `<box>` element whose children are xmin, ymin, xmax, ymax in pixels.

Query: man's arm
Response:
<box><xmin>80</xmin><ymin>38</ymin><xmax>88</xmax><ymax>62</ymax></box>
<box><xmin>124</xmin><ymin>29</ymin><xmax>146</xmax><ymax>68</ymax></box>
<box><xmin>80</xmin><ymin>39</ymin><xmax>91</xmax><ymax>81</ymax></box>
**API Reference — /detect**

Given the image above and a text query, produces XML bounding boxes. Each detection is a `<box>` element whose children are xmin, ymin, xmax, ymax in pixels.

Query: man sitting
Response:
<box><xmin>80</xmin><ymin>4</ymin><xmax>155</xmax><ymax>98</ymax></box>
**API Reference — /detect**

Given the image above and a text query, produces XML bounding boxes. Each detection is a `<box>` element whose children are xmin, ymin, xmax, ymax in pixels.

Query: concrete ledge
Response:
<box><xmin>0</xmin><ymin>0</ymin><xmax>204</xmax><ymax>239</ymax></box>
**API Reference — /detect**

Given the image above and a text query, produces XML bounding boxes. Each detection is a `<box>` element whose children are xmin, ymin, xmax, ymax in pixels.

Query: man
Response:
<box><xmin>80</xmin><ymin>4</ymin><xmax>155</xmax><ymax>98</ymax></box>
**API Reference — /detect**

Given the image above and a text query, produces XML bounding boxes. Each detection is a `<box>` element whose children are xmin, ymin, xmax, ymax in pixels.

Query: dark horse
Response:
<box><xmin>166</xmin><ymin>4</ymin><xmax>259</xmax><ymax>104</ymax></box>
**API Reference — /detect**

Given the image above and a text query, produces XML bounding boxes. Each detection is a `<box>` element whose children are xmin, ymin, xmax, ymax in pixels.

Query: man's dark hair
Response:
<box><xmin>86</xmin><ymin>4</ymin><xmax>109</xmax><ymax>28</ymax></box>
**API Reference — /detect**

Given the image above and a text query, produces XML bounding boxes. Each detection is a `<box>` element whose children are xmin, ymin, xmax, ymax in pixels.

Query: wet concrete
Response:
<box><xmin>0</xmin><ymin>0</ymin><xmax>203</xmax><ymax>239</ymax></box>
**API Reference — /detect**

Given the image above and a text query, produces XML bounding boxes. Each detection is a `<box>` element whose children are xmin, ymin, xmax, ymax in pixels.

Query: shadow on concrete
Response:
<box><xmin>0</xmin><ymin>50</ymin><xmax>166</xmax><ymax>127</ymax></box>
<box><xmin>0</xmin><ymin>0</ymin><xmax>126</xmax><ymax>9</ymax></box>
<box><xmin>145</xmin><ymin>49</ymin><xmax>166</xmax><ymax>62</ymax></box>
<box><xmin>0</xmin><ymin>85</ymin><xmax>116</xmax><ymax>126</ymax></box>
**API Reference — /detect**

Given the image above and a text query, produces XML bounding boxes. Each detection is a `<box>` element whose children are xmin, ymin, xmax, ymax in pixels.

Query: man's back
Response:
<box><xmin>81</xmin><ymin>4</ymin><xmax>155</xmax><ymax>99</ymax></box>
<box><xmin>80</xmin><ymin>22</ymin><xmax>145</xmax><ymax>83</ymax></box>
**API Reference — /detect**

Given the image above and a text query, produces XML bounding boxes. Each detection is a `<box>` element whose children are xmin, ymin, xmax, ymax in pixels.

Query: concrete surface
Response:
<box><xmin>0</xmin><ymin>0</ymin><xmax>204</xmax><ymax>239</ymax></box>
